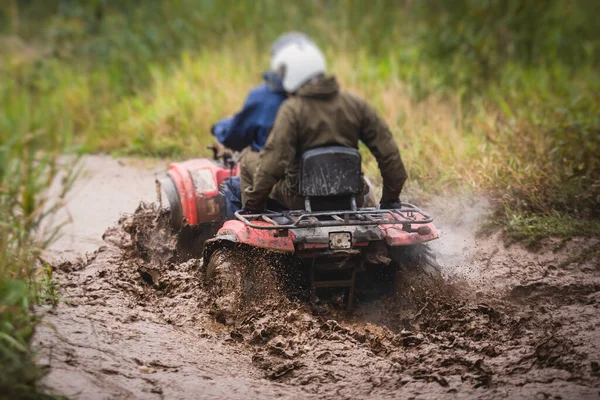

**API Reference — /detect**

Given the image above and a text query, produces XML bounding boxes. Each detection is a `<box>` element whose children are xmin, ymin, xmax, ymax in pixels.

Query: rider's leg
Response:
<box><xmin>240</xmin><ymin>150</ymin><xmax>260</xmax><ymax>205</ymax></box>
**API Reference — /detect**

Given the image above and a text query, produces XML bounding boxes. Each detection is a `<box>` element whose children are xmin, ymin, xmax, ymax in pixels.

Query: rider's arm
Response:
<box><xmin>244</xmin><ymin>101</ymin><xmax>298</xmax><ymax>209</ymax></box>
<box><xmin>211</xmin><ymin>116</ymin><xmax>234</xmax><ymax>146</ymax></box>
<box><xmin>211</xmin><ymin>95</ymin><xmax>260</xmax><ymax>152</ymax></box>
<box><xmin>356</xmin><ymin>97</ymin><xmax>407</xmax><ymax>201</ymax></box>
<box><xmin>211</xmin><ymin>84</ymin><xmax>287</xmax><ymax>152</ymax></box>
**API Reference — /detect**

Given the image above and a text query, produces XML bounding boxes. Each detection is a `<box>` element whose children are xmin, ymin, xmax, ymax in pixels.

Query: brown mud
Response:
<box><xmin>36</xmin><ymin>156</ymin><xmax>600</xmax><ymax>399</ymax></box>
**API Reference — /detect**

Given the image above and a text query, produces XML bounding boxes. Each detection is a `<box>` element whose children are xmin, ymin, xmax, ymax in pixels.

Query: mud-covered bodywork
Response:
<box><xmin>157</xmin><ymin>157</ymin><xmax>239</xmax><ymax>230</ymax></box>
<box><xmin>203</xmin><ymin>205</ymin><xmax>438</xmax><ymax>310</ymax></box>
<box><xmin>204</xmin><ymin>208</ymin><xmax>437</xmax><ymax>255</ymax></box>
<box><xmin>202</xmin><ymin>204</ymin><xmax>438</xmax><ymax>303</ymax></box>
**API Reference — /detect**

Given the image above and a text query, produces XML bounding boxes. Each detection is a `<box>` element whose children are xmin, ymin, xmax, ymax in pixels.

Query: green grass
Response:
<box><xmin>0</xmin><ymin>279</ymin><xmax>64</xmax><ymax>399</ymax></box>
<box><xmin>503</xmin><ymin>211</ymin><xmax>600</xmax><ymax>249</ymax></box>
<box><xmin>0</xmin><ymin>147</ymin><xmax>72</xmax><ymax>398</ymax></box>
<box><xmin>1</xmin><ymin>25</ymin><xmax>77</xmax><ymax>395</ymax></box>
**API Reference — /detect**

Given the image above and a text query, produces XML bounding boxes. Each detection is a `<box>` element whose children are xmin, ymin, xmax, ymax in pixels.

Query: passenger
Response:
<box><xmin>211</xmin><ymin>32</ymin><xmax>313</xmax><ymax>205</ymax></box>
<box><xmin>243</xmin><ymin>41</ymin><xmax>407</xmax><ymax>213</ymax></box>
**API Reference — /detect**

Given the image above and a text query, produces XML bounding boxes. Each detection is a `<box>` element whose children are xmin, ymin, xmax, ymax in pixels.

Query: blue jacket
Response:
<box><xmin>211</xmin><ymin>83</ymin><xmax>287</xmax><ymax>152</ymax></box>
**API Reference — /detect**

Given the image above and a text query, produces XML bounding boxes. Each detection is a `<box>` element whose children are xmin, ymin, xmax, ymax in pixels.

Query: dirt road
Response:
<box><xmin>36</xmin><ymin>156</ymin><xmax>600</xmax><ymax>399</ymax></box>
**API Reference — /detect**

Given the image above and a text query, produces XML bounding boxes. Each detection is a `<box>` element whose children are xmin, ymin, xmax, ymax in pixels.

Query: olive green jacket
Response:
<box><xmin>245</xmin><ymin>76</ymin><xmax>407</xmax><ymax>209</ymax></box>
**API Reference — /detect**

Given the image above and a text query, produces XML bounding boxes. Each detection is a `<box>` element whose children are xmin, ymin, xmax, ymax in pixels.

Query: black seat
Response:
<box><xmin>300</xmin><ymin>146</ymin><xmax>362</xmax><ymax>211</ymax></box>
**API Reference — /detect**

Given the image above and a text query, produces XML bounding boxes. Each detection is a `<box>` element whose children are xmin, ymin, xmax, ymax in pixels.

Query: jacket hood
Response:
<box><xmin>296</xmin><ymin>75</ymin><xmax>339</xmax><ymax>98</ymax></box>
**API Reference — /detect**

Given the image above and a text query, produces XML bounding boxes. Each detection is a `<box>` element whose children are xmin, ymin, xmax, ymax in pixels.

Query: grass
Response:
<box><xmin>1</xmin><ymin>32</ymin><xmax>77</xmax><ymax>397</ymax></box>
<box><xmin>511</xmin><ymin>214</ymin><xmax>600</xmax><ymax>249</ymax></box>
<box><xmin>0</xmin><ymin>143</ymin><xmax>74</xmax><ymax>398</ymax></box>
<box><xmin>483</xmin><ymin>209</ymin><xmax>600</xmax><ymax>249</ymax></box>
<box><xmin>0</xmin><ymin>280</ymin><xmax>48</xmax><ymax>399</ymax></box>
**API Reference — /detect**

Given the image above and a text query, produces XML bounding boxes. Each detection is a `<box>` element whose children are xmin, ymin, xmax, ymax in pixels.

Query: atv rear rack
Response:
<box><xmin>235</xmin><ymin>202</ymin><xmax>433</xmax><ymax>230</ymax></box>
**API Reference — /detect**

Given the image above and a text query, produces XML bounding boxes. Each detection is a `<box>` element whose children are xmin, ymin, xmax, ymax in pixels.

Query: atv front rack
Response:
<box><xmin>234</xmin><ymin>202</ymin><xmax>433</xmax><ymax>230</ymax></box>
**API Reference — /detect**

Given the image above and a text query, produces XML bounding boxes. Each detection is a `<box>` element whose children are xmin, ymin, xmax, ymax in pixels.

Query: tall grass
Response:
<box><xmin>0</xmin><ymin>56</ymin><xmax>76</xmax><ymax>397</ymax></box>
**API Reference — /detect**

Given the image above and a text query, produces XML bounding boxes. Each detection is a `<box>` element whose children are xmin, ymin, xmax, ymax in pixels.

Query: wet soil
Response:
<box><xmin>36</xmin><ymin>156</ymin><xmax>600</xmax><ymax>399</ymax></box>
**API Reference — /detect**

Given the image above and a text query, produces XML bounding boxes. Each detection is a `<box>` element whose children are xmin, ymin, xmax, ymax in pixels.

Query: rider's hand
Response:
<box><xmin>379</xmin><ymin>198</ymin><xmax>402</xmax><ymax>210</ymax></box>
<box><xmin>213</xmin><ymin>141</ymin><xmax>226</xmax><ymax>157</ymax></box>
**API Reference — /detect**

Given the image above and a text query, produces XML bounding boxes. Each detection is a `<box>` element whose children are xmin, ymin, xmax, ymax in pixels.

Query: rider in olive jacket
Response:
<box><xmin>243</xmin><ymin>42</ymin><xmax>407</xmax><ymax>212</ymax></box>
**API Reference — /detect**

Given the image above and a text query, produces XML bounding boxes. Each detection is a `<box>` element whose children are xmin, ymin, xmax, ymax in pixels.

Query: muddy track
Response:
<box><xmin>35</xmin><ymin>156</ymin><xmax>600</xmax><ymax>399</ymax></box>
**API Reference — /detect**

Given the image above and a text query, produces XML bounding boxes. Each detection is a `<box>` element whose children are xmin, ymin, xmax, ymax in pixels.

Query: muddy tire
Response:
<box><xmin>206</xmin><ymin>246</ymin><xmax>281</xmax><ymax>324</ymax></box>
<box><xmin>390</xmin><ymin>244</ymin><xmax>441</xmax><ymax>275</ymax></box>
<box><xmin>390</xmin><ymin>244</ymin><xmax>446</xmax><ymax>308</ymax></box>
<box><xmin>206</xmin><ymin>248</ymin><xmax>244</xmax><ymax>323</ymax></box>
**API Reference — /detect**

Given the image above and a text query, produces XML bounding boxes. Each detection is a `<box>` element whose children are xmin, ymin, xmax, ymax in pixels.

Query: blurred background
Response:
<box><xmin>2</xmin><ymin>0</ymin><xmax>599</xmax><ymax>227</ymax></box>
<box><xmin>0</xmin><ymin>1</ymin><xmax>599</xmax><ymax>395</ymax></box>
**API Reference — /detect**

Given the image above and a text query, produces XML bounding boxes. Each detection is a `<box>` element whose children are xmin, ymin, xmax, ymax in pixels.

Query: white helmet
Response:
<box><xmin>270</xmin><ymin>32</ymin><xmax>313</xmax><ymax>56</ymax></box>
<box><xmin>270</xmin><ymin>42</ymin><xmax>327</xmax><ymax>93</ymax></box>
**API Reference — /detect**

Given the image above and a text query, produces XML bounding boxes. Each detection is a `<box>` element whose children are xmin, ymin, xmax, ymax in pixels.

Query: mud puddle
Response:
<box><xmin>36</xmin><ymin>156</ymin><xmax>600</xmax><ymax>399</ymax></box>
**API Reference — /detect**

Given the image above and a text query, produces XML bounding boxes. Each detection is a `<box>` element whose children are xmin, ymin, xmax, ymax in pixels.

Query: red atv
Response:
<box><xmin>157</xmin><ymin>146</ymin><xmax>438</xmax><ymax>310</ymax></box>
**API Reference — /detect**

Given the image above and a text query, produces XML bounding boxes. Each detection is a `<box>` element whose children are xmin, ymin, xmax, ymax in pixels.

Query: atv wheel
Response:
<box><xmin>206</xmin><ymin>248</ymin><xmax>244</xmax><ymax>322</ymax></box>
<box><xmin>156</xmin><ymin>176</ymin><xmax>183</xmax><ymax>231</ymax></box>
<box><xmin>390</xmin><ymin>244</ymin><xmax>446</xmax><ymax>308</ymax></box>
<box><xmin>206</xmin><ymin>246</ymin><xmax>280</xmax><ymax>324</ymax></box>
<box><xmin>389</xmin><ymin>244</ymin><xmax>442</xmax><ymax>277</ymax></box>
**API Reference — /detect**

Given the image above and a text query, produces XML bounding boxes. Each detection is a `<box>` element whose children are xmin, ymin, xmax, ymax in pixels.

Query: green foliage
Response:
<box><xmin>503</xmin><ymin>210</ymin><xmax>600</xmax><ymax>250</ymax></box>
<box><xmin>1</xmin><ymin>33</ymin><xmax>76</xmax><ymax>397</ymax></box>
<box><xmin>1</xmin><ymin>0</ymin><xmax>412</xmax><ymax>97</ymax></box>
<box><xmin>415</xmin><ymin>0</ymin><xmax>600</xmax><ymax>88</ymax></box>
<box><xmin>487</xmin><ymin>65</ymin><xmax>600</xmax><ymax>220</ymax></box>
<box><xmin>0</xmin><ymin>280</ymin><xmax>55</xmax><ymax>400</ymax></box>
<box><xmin>38</xmin><ymin>264</ymin><xmax>60</xmax><ymax>307</ymax></box>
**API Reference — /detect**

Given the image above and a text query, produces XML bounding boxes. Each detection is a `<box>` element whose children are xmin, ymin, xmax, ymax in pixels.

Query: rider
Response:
<box><xmin>211</xmin><ymin>32</ymin><xmax>314</xmax><ymax>210</ymax></box>
<box><xmin>211</xmin><ymin>32</ymin><xmax>313</xmax><ymax>152</ymax></box>
<box><xmin>243</xmin><ymin>41</ymin><xmax>408</xmax><ymax>212</ymax></box>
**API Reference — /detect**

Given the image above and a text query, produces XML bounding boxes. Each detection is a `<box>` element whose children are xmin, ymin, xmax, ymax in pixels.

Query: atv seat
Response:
<box><xmin>300</xmin><ymin>146</ymin><xmax>362</xmax><ymax>212</ymax></box>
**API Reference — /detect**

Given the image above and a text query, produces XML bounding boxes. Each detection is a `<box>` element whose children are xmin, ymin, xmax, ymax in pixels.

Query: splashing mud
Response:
<box><xmin>36</xmin><ymin>199</ymin><xmax>600</xmax><ymax>399</ymax></box>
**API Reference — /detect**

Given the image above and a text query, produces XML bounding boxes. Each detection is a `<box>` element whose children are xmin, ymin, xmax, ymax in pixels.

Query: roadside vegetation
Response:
<box><xmin>0</xmin><ymin>70</ymin><xmax>75</xmax><ymax>396</ymax></box>
<box><xmin>0</xmin><ymin>0</ymin><xmax>599</xmax><ymax>396</ymax></box>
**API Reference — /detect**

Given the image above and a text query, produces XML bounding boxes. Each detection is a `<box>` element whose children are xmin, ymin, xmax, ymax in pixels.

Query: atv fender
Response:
<box><xmin>202</xmin><ymin>219</ymin><xmax>295</xmax><ymax>267</ymax></box>
<box><xmin>379</xmin><ymin>222</ymin><xmax>439</xmax><ymax>246</ymax></box>
<box><xmin>202</xmin><ymin>234</ymin><xmax>238</xmax><ymax>269</ymax></box>
<box><xmin>217</xmin><ymin>220</ymin><xmax>295</xmax><ymax>252</ymax></box>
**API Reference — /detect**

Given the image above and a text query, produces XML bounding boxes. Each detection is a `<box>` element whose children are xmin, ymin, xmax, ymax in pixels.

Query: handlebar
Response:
<box><xmin>207</xmin><ymin>144</ymin><xmax>234</xmax><ymax>165</ymax></box>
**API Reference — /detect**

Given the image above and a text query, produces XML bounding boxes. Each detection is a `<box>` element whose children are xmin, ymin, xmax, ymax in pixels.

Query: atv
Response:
<box><xmin>157</xmin><ymin>145</ymin><xmax>438</xmax><ymax>311</ymax></box>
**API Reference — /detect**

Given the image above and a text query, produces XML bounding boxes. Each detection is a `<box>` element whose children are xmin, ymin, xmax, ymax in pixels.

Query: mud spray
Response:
<box><xmin>36</xmin><ymin>196</ymin><xmax>600</xmax><ymax>399</ymax></box>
